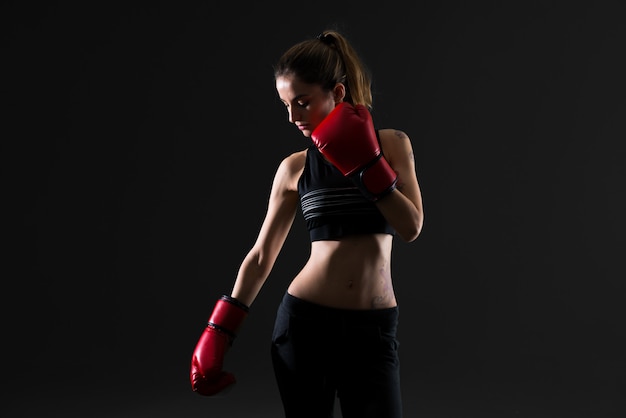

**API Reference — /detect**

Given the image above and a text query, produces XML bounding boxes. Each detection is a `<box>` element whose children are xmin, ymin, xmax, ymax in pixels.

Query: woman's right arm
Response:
<box><xmin>190</xmin><ymin>154</ymin><xmax>301</xmax><ymax>396</ymax></box>
<box><xmin>230</xmin><ymin>152</ymin><xmax>303</xmax><ymax>307</ymax></box>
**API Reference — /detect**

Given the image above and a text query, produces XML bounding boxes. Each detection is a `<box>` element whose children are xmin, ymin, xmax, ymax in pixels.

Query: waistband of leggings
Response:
<box><xmin>280</xmin><ymin>292</ymin><xmax>399</xmax><ymax>323</ymax></box>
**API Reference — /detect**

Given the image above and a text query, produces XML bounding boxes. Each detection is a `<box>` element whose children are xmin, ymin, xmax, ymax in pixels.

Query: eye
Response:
<box><xmin>297</xmin><ymin>100</ymin><xmax>309</xmax><ymax>108</ymax></box>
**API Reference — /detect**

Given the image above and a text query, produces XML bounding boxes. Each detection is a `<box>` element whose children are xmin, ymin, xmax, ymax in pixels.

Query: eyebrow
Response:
<box><xmin>280</xmin><ymin>93</ymin><xmax>310</xmax><ymax>105</ymax></box>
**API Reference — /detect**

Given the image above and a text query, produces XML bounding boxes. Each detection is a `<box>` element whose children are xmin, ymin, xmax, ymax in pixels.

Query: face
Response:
<box><xmin>276</xmin><ymin>74</ymin><xmax>340</xmax><ymax>137</ymax></box>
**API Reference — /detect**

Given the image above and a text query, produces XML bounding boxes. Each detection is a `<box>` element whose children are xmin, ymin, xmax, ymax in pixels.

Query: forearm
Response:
<box><xmin>230</xmin><ymin>250</ymin><xmax>272</xmax><ymax>307</ymax></box>
<box><xmin>376</xmin><ymin>189</ymin><xmax>423</xmax><ymax>242</ymax></box>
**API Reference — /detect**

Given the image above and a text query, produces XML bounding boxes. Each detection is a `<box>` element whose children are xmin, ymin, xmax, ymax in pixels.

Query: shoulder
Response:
<box><xmin>279</xmin><ymin>149</ymin><xmax>307</xmax><ymax>175</ymax></box>
<box><xmin>378</xmin><ymin>128</ymin><xmax>414</xmax><ymax>162</ymax></box>
<box><xmin>273</xmin><ymin>149</ymin><xmax>307</xmax><ymax>192</ymax></box>
<box><xmin>378</xmin><ymin>128</ymin><xmax>411</xmax><ymax>144</ymax></box>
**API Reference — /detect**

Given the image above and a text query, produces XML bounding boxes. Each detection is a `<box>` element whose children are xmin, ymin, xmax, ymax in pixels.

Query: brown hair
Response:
<box><xmin>273</xmin><ymin>30</ymin><xmax>373</xmax><ymax>109</ymax></box>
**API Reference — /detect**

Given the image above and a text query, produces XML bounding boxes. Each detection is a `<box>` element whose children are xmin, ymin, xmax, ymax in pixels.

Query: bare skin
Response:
<box><xmin>230</xmin><ymin>75</ymin><xmax>423</xmax><ymax>310</ymax></box>
<box><xmin>289</xmin><ymin>231</ymin><xmax>396</xmax><ymax>309</ymax></box>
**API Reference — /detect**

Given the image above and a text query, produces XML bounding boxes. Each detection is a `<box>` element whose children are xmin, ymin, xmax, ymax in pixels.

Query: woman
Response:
<box><xmin>190</xmin><ymin>29</ymin><xmax>424</xmax><ymax>418</ymax></box>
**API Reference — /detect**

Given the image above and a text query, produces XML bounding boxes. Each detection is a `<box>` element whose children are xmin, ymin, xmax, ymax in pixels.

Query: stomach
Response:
<box><xmin>287</xmin><ymin>233</ymin><xmax>397</xmax><ymax>310</ymax></box>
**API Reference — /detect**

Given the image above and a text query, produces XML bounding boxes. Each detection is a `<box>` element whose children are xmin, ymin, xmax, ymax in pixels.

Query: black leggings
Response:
<box><xmin>271</xmin><ymin>292</ymin><xmax>402</xmax><ymax>418</ymax></box>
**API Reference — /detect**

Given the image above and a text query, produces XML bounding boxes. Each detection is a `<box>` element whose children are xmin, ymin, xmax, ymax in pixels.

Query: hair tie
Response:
<box><xmin>316</xmin><ymin>32</ymin><xmax>333</xmax><ymax>45</ymax></box>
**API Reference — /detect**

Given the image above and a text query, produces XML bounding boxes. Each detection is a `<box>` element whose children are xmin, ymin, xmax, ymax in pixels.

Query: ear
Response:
<box><xmin>333</xmin><ymin>83</ymin><xmax>346</xmax><ymax>103</ymax></box>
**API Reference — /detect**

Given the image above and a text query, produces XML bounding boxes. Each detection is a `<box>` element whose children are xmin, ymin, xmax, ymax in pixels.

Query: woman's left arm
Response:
<box><xmin>376</xmin><ymin>129</ymin><xmax>424</xmax><ymax>242</ymax></box>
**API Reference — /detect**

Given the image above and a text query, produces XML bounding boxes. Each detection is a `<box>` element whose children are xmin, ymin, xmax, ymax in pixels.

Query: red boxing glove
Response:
<box><xmin>190</xmin><ymin>295</ymin><xmax>249</xmax><ymax>396</ymax></box>
<box><xmin>311</xmin><ymin>102</ymin><xmax>397</xmax><ymax>201</ymax></box>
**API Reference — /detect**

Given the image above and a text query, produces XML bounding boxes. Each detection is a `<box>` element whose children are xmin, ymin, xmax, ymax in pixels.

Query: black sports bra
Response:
<box><xmin>298</xmin><ymin>132</ymin><xmax>395</xmax><ymax>241</ymax></box>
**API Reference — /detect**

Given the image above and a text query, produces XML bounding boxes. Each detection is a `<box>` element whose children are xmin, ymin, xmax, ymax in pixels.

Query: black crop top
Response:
<box><xmin>298</xmin><ymin>131</ymin><xmax>396</xmax><ymax>241</ymax></box>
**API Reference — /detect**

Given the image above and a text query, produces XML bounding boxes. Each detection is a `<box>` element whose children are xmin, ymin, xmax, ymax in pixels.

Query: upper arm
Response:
<box><xmin>231</xmin><ymin>152</ymin><xmax>304</xmax><ymax>305</ymax></box>
<box><xmin>380</xmin><ymin>129</ymin><xmax>423</xmax><ymax>215</ymax></box>
<box><xmin>250</xmin><ymin>152</ymin><xmax>304</xmax><ymax>268</ymax></box>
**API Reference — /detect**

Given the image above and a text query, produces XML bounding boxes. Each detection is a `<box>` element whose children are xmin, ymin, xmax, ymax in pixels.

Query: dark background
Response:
<box><xmin>3</xmin><ymin>1</ymin><xmax>625</xmax><ymax>417</ymax></box>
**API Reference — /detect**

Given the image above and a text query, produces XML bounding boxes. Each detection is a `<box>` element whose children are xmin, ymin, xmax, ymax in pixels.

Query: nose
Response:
<box><xmin>288</xmin><ymin>107</ymin><xmax>301</xmax><ymax>124</ymax></box>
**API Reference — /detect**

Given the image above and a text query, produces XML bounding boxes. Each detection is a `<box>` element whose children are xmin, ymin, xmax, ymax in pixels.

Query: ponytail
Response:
<box><xmin>274</xmin><ymin>30</ymin><xmax>373</xmax><ymax>109</ymax></box>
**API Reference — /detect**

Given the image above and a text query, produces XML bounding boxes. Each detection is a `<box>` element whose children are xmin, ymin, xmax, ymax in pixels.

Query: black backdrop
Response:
<box><xmin>3</xmin><ymin>1</ymin><xmax>626</xmax><ymax>417</ymax></box>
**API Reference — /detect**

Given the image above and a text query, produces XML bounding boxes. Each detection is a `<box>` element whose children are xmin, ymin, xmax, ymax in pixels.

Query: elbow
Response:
<box><xmin>397</xmin><ymin>214</ymin><xmax>424</xmax><ymax>243</ymax></box>
<box><xmin>244</xmin><ymin>249</ymin><xmax>274</xmax><ymax>280</ymax></box>
<box><xmin>398</xmin><ymin>225</ymin><xmax>421</xmax><ymax>243</ymax></box>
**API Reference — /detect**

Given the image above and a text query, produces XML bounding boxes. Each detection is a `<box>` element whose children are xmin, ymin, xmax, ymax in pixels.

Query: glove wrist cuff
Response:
<box><xmin>352</xmin><ymin>154</ymin><xmax>398</xmax><ymax>202</ymax></box>
<box><xmin>219</xmin><ymin>294</ymin><xmax>249</xmax><ymax>312</ymax></box>
<box><xmin>207</xmin><ymin>295</ymin><xmax>249</xmax><ymax>339</ymax></box>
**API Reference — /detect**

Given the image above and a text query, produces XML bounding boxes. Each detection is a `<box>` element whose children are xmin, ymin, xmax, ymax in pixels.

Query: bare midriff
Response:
<box><xmin>287</xmin><ymin>233</ymin><xmax>397</xmax><ymax>310</ymax></box>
